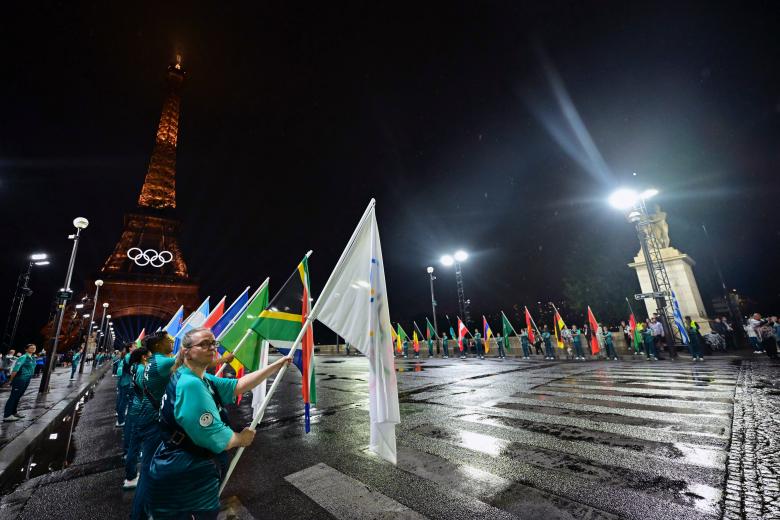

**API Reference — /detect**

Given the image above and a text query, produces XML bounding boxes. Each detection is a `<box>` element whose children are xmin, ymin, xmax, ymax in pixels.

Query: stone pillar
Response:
<box><xmin>629</xmin><ymin>246</ymin><xmax>711</xmax><ymax>334</ymax></box>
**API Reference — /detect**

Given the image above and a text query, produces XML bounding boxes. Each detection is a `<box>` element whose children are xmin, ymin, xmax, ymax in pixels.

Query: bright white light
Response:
<box><xmin>608</xmin><ymin>188</ymin><xmax>639</xmax><ymax>210</ymax></box>
<box><xmin>75</xmin><ymin>304</ymin><xmax>84</xmax><ymax>309</ymax></box>
<box><xmin>30</xmin><ymin>253</ymin><xmax>48</xmax><ymax>261</ymax></box>
<box><xmin>82</xmin><ymin>313</ymin><xmax>90</xmax><ymax>318</ymax></box>
<box><xmin>94</xmin><ymin>279</ymin><xmax>103</xmax><ymax>287</ymax></box>
<box><xmin>49</xmin><ymin>433</ymin><xmax>58</xmax><ymax>440</ymax></box>
<box><xmin>440</xmin><ymin>255</ymin><xmax>454</xmax><ymax>267</ymax></box>
<box><xmin>34</xmin><ymin>261</ymin><xmax>50</xmax><ymax>266</ymax></box>
<box><xmin>640</xmin><ymin>188</ymin><xmax>659</xmax><ymax>200</ymax></box>
<box><xmin>106</xmin><ymin>315</ymin><xmax>111</xmax><ymax>319</ymax></box>
<box><xmin>426</xmin><ymin>266</ymin><xmax>434</xmax><ymax>274</ymax></box>
<box><xmin>73</xmin><ymin>217</ymin><xmax>89</xmax><ymax>229</ymax></box>
<box><xmin>102</xmin><ymin>303</ymin><xmax>109</xmax><ymax>308</ymax></box>
<box><xmin>454</xmin><ymin>250</ymin><xmax>468</xmax><ymax>262</ymax></box>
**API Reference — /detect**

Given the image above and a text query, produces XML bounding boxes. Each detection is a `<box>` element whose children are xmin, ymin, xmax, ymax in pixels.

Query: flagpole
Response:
<box><xmin>413</xmin><ymin>321</ymin><xmax>425</xmax><ymax>340</ymax></box>
<box><xmin>625</xmin><ymin>296</ymin><xmax>637</xmax><ymax>319</ymax></box>
<box><xmin>221</xmin><ymin>201</ymin><xmax>375</xmax><ymax>495</ymax></box>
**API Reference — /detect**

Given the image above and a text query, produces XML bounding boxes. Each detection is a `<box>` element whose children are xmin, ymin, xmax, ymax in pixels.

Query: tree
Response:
<box><xmin>561</xmin><ymin>235</ymin><xmax>640</xmax><ymax>326</ymax></box>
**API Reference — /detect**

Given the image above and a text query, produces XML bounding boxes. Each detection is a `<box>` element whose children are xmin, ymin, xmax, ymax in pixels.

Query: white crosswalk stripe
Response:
<box><xmin>285</xmin><ymin>359</ymin><xmax>738</xmax><ymax>520</ymax></box>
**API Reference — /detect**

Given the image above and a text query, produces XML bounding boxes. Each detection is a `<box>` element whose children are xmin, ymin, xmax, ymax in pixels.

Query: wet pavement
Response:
<box><xmin>0</xmin><ymin>353</ymin><xmax>778</xmax><ymax>519</ymax></box>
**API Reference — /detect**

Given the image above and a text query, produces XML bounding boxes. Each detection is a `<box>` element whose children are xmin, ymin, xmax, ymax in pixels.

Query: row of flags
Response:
<box><xmin>132</xmin><ymin>199</ymin><xmax>400</xmax><ymax>467</ymax></box>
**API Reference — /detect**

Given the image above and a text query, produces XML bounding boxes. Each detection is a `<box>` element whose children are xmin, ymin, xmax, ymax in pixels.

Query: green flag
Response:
<box><xmin>425</xmin><ymin>318</ymin><xmax>437</xmax><ymax>340</ymax></box>
<box><xmin>217</xmin><ymin>282</ymin><xmax>270</xmax><ymax>371</ymax></box>
<box><xmin>397</xmin><ymin>324</ymin><xmax>409</xmax><ymax>342</ymax></box>
<box><xmin>502</xmin><ymin>312</ymin><xmax>518</xmax><ymax>351</ymax></box>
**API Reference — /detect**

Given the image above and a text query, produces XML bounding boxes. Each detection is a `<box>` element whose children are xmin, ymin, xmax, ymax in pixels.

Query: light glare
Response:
<box><xmin>440</xmin><ymin>255</ymin><xmax>454</xmax><ymax>267</ymax></box>
<box><xmin>608</xmin><ymin>188</ymin><xmax>639</xmax><ymax>210</ymax></box>
<box><xmin>454</xmin><ymin>250</ymin><xmax>468</xmax><ymax>262</ymax></box>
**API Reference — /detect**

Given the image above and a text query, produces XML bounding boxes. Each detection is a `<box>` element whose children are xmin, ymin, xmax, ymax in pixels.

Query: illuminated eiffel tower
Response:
<box><xmin>95</xmin><ymin>55</ymin><xmax>200</xmax><ymax>332</ymax></box>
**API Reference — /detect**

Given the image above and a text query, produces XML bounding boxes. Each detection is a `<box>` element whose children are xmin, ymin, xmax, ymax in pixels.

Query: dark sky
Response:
<box><xmin>1</xmin><ymin>2</ymin><xmax>779</xmax><ymax>345</ymax></box>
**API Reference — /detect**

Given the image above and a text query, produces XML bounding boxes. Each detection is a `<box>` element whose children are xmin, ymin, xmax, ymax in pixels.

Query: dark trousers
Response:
<box><xmin>442</xmin><ymin>342</ymin><xmax>449</xmax><ymax>357</ymax></box>
<box><xmin>130</xmin><ymin>420</ymin><xmax>162</xmax><ymax>519</ymax></box>
<box><xmin>498</xmin><ymin>344</ymin><xmax>506</xmax><ymax>358</ymax></box>
<box><xmin>573</xmin><ymin>342</ymin><xmax>584</xmax><ymax>358</ymax></box>
<box><xmin>476</xmin><ymin>342</ymin><xmax>484</xmax><ymax>358</ymax></box>
<box><xmin>544</xmin><ymin>344</ymin><xmax>555</xmax><ymax>358</ymax></box>
<box><xmin>534</xmin><ymin>342</ymin><xmax>544</xmax><ymax>355</ymax></box>
<box><xmin>606</xmin><ymin>343</ymin><xmax>618</xmax><ymax>358</ymax></box>
<box><xmin>4</xmin><ymin>377</ymin><xmax>30</xmax><ymax>418</ymax></box>
<box><xmin>124</xmin><ymin>413</ymin><xmax>140</xmax><ymax>480</ymax></box>
<box><xmin>521</xmin><ymin>343</ymin><xmax>531</xmax><ymax>357</ymax></box>
<box><xmin>116</xmin><ymin>385</ymin><xmax>132</xmax><ymax>425</ymax></box>
<box><xmin>687</xmin><ymin>340</ymin><xmax>702</xmax><ymax>359</ymax></box>
<box><xmin>644</xmin><ymin>339</ymin><xmax>656</xmax><ymax>358</ymax></box>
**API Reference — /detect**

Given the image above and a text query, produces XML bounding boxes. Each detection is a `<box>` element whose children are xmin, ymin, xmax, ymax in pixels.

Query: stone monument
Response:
<box><xmin>628</xmin><ymin>205</ymin><xmax>710</xmax><ymax>333</ymax></box>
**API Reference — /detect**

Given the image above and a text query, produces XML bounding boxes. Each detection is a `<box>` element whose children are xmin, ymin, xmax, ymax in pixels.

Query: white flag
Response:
<box><xmin>251</xmin><ymin>340</ymin><xmax>269</xmax><ymax>416</ymax></box>
<box><xmin>316</xmin><ymin>201</ymin><xmax>400</xmax><ymax>464</ymax></box>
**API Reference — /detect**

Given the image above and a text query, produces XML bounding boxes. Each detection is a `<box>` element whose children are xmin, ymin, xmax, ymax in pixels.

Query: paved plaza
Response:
<box><xmin>0</xmin><ymin>354</ymin><xmax>778</xmax><ymax>519</ymax></box>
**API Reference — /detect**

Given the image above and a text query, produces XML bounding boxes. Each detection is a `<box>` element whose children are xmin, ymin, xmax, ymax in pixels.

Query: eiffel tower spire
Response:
<box><xmin>137</xmin><ymin>54</ymin><xmax>185</xmax><ymax>210</ymax></box>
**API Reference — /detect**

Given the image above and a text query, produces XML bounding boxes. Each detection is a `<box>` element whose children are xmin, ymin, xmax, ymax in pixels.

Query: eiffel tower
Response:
<box><xmin>95</xmin><ymin>55</ymin><xmax>200</xmax><ymax>332</ymax></box>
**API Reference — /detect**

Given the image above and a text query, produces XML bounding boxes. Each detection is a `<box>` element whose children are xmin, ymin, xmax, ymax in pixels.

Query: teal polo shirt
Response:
<box><xmin>11</xmin><ymin>354</ymin><xmax>36</xmax><ymax>381</ymax></box>
<box><xmin>174</xmin><ymin>367</ymin><xmax>237</xmax><ymax>454</ymax></box>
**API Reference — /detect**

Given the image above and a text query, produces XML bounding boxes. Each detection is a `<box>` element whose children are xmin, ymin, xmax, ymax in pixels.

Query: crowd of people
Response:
<box><xmin>391</xmin><ymin>313</ymin><xmax>780</xmax><ymax>362</ymax></box>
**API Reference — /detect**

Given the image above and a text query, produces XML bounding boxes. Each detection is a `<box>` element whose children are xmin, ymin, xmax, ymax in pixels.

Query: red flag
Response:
<box><xmin>524</xmin><ymin>307</ymin><xmax>536</xmax><ymax>343</ymax></box>
<box><xmin>587</xmin><ymin>306</ymin><xmax>600</xmax><ymax>355</ymax></box>
<box><xmin>202</xmin><ymin>296</ymin><xmax>226</xmax><ymax>330</ymax></box>
<box><xmin>457</xmin><ymin>318</ymin><xmax>468</xmax><ymax>352</ymax></box>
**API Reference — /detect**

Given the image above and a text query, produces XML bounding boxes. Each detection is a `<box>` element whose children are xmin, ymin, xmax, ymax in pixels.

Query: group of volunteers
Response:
<box><xmin>393</xmin><ymin>315</ymin><xmax>724</xmax><ymax>362</ymax></box>
<box><xmin>113</xmin><ymin>327</ymin><xmax>289</xmax><ymax>519</ymax></box>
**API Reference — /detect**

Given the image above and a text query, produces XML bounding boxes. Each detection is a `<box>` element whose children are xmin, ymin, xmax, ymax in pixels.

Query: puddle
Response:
<box><xmin>321</xmin><ymin>360</ymin><xmax>345</xmax><ymax>364</ymax></box>
<box><xmin>0</xmin><ymin>388</ymin><xmax>94</xmax><ymax>494</ymax></box>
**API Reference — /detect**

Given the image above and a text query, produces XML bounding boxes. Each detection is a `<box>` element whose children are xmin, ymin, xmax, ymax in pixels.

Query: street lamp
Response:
<box><xmin>2</xmin><ymin>253</ymin><xmax>50</xmax><ymax>353</ymax></box>
<box><xmin>93</xmin><ymin>303</ymin><xmax>109</xmax><ymax>370</ymax></box>
<box><xmin>81</xmin><ymin>279</ymin><xmax>103</xmax><ymax>374</ymax></box>
<box><xmin>440</xmin><ymin>249</ymin><xmax>471</xmax><ymax>327</ymax></box>
<box><xmin>608</xmin><ymin>187</ymin><xmax>677</xmax><ymax>345</ymax></box>
<box><xmin>426</xmin><ymin>266</ymin><xmax>439</xmax><ymax>354</ymax></box>
<box><xmin>40</xmin><ymin>217</ymin><xmax>88</xmax><ymax>393</ymax></box>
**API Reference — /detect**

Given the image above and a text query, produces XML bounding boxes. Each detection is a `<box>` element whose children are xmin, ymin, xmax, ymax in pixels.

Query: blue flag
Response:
<box><xmin>163</xmin><ymin>305</ymin><xmax>184</xmax><ymax>337</ymax></box>
<box><xmin>173</xmin><ymin>297</ymin><xmax>210</xmax><ymax>353</ymax></box>
<box><xmin>671</xmin><ymin>291</ymin><xmax>690</xmax><ymax>345</ymax></box>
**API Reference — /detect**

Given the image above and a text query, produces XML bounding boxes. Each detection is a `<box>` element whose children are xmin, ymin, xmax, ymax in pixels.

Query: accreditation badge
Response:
<box><xmin>199</xmin><ymin>412</ymin><xmax>214</xmax><ymax>427</ymax></box>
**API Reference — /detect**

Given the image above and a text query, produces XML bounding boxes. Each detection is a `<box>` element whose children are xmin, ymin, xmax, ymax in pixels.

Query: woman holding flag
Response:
<box><xmin>147</xmin><ymin>327</ymin><xmax>290</xmax><ymax>519</ymax></box>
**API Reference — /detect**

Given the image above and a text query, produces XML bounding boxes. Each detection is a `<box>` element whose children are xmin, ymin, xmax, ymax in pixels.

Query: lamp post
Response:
<box><xmin>81</xmin><ymin>279</ymin><xmax>103</xmax><ymax>374</ymax></box>
<box><xmin>2</xmin><ymin>253</ymin><xmax>49</xmax><ymax>354</ymax></box>
<box><xmin>40</xmin><ymin>218</ymin><xmax>89</xmax><ymax>393</ymax></box>
<box><xmin>608</xmin><ymin>188</ymin><xmax>677</xmax><ymax>345</ymax></box>
<box><xmin>426</xmin><ymin>266</ymin><xmax>440</xmax><ymax>354</ymax></box>
<box><xmin>440</xmin><ymin>250</ymin><xmax>471</xmax><ymax>327</ymax></box>
<box><xmin>93</xmin><ymin>303</ymin><xmax>108</xmax><ymax>370</ymax></box>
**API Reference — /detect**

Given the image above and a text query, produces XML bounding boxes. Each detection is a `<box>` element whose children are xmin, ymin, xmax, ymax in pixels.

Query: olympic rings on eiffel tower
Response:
<box><xmin>127</xmin><ymin>247</ymin><xmax>174</xmax><ymax>268</ymax></box>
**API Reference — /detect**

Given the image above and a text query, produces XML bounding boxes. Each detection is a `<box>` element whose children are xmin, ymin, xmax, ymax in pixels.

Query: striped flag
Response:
<box><xmin>525</xmin><ymin>307</ymin><xmax>536</xmax><ymax>343</ymax></box>
<box><xmin>457</xmin><ymin>318</ymin><xmax>468</xmax><ymax>352</ymax></box>
<box><xmin>255</xmin><ymin>256</ymin><xmax>316</xmax><ymax>432</ymax></box>
<box><xmin>134</xmin><ymin>328</ymin><xmax>145</xmax><ymax>349</ymax></box>
<box><xmin>587</xmin><ymin>306</ymin><xmax>600</xmax><ymax>355</ymax></box>
<box><xmin>671</xmin><ymin>291</ymin><xmax>690</xmax><ymax>345</ymax></box>
<box><xmin>482</xmin><ymin>316</ymin><xmax>493</xmax><ymax>354</ymax></box>
<box><xmin>553</xmin><ymin>310</ymin><xmax>567</xmax><ymax>349</ymax></box>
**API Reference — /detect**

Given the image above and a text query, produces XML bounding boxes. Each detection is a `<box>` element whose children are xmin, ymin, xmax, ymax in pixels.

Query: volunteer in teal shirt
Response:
<box><xmin>123</xmin><ymin>346</ymin><xmax>150</xmax><ymax>489</ymax></box>
<box><xmin>116</xmin><ymin>344</ymin><xmax>134</xmax><ymax>428</ymax></box>
<box><xmin>147</xmin><ymin>327</ymin><xmax>289</xmax><ymax>519</ymax></box>
<box><xmin>131</xmin><ymin>330</ymin><xmax>237</xmax><ymax>520</ymax></box>
<box><xmin>3</xmin><ymin>344</ymin><xmax>37</xmax><ymax>421</ymax></box>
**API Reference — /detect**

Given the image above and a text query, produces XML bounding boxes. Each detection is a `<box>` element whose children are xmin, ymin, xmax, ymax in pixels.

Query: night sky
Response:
<box><xmin>2</xmin><ymin>2</ymin><xmax>779</xmax><ymax>345</ymax></box>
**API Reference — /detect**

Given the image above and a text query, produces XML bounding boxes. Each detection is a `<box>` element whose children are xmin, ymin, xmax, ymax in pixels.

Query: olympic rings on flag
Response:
<box><xmin>127</xmin><ymin>247</ymin><xmax>173</xmax><ymax>268</ymax></box>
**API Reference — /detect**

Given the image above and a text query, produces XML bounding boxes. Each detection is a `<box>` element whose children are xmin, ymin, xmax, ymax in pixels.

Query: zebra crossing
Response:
<box><xmin>282</xmin><ymin>357</ymin><xmax>738</xmax><ymax>520</ymax></box>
